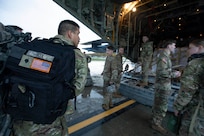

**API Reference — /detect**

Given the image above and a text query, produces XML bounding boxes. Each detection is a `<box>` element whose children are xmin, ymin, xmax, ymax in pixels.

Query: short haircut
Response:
<box><xmin>162</xmin><ymin>40</ymin><xmax>176</xmax><ymax>48</ymax></box>
<box><xmin>190</xmin><ymin>38</ymin><xmax>204</xmax><ymax>47</ymax></box>
<box><xmin>58</xmin><ymin>20</ymin><xmax>79</xmax><ymax>35</ymax></box>
<box><xmin>118</xmin><ymin>45</ymin><xmax>125</xmax><ymax>49</ymax></box>
<box><xmin>107</xmin><ymin>45</ymin><xmax>114</xmax><ymax>50</ymax></box>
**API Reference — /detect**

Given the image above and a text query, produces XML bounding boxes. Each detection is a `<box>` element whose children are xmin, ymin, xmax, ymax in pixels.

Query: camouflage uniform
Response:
<box><xmin>0</xmin><ymin>22</ymin><xmax>13</xmax><ymax>43</ymax></box>
<box><xmin>152</xmin><ymin>50</ymin><xmax>178</xmax><ymax>126</ymax></box>
<box><xmin>102</xmin><ymin>55</ymin><xmax>118</xmax><ymax>109</ymax></box>
<box><xmin>115</xmin><ymin>53</ymin><xmax>123</xmax><ymax>93</ymax></box>
<box><xmin>12</xmin><ymin>35</ymin><xmax>88</xmax><ymax>136</ymax></box>
<box><xmin>174</xmin><ymin>53</ymin><xmax>204</xmax><ymax>136</ymax></box>
<box><xmin>140</xmin><ymin>41</ymin><xmax>153</xmax><ymax>84</ymax></box>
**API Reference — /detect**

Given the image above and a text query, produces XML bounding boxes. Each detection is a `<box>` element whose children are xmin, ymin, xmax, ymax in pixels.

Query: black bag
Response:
<box><xmin>2</xmin><ymin>38</ymin><xmax>75</xmax><ymax>124</ymax></box>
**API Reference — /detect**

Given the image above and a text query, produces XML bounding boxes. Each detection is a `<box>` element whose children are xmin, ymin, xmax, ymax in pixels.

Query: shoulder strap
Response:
<box><xmin>48</xmin><ymin>37</ymin><xmax>77</xmax><ymax>49</ymax></box>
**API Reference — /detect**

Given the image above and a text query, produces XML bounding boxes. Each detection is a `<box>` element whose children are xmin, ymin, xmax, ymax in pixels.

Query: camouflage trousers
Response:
<box><xmin>152</xmin><ymin>89</ymin><xmax>169</xmax><ymax>126</ymax></box>
<box><xmin>102</xmin><ymin>80</ymin><xmax>113</xmax><ymax>107</ymax></box>
<box><xmin>12</xmin><ymin>115</ymin><xmax>69</xmax><ymax>136</ymax></box>
<box><xmin>178</xmin><ymin>106</ymin><xmax>204</xmax><ymax>136</ymax></box>
<box><xmin>141</xmin><ymin>60</ymin><xmax>151</xmax><ymax>83</ymax></box>
<box><xmin>115</xmin><ymin>73</ymin><xmax>122</xmax><ymax>93</ymax></box>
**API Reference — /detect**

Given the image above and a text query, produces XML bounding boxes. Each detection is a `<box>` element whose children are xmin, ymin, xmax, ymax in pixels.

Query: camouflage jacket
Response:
<box><xmin>155</xmin><ymin>50</ymin><xmax>178</xmax><ymax>91</ymax></box>
<box><xmin>115</xmin><ymin>53</ymin><xmax>123</xmax><ymax>73</ymax></box>
<box><xmin>103</xmin><ymin>55</ymin><xmax>118</xmax><ymax>83</ymax></box>
<box><xmin>54</xmin><ymin>35</ymin><xmax>88</xmax><ymax>96</ymax></box>
<box><xmin>141</xmin><ymin>41</ymin><xmax>153</xmax><ymax>61</ymax></box>
<box><xmin>0</xmin><ymin>22</ymin><xmax>13</xmax><ymax>44</ymax></box>
<box><xmin>174</xmin><ymin>53</ymin><xmax>204</xmax><ymax>111</ymax></box>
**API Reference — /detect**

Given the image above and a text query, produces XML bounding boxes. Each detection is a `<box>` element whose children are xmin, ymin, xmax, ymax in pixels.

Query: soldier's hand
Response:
<box><xmin>174</xmin><ymin>109</ymin><xmax>179</xmax><ymax>116</ymax></box>
<box><xmin>175</xmin><ymin>71</ymin><xmax>181</xmax><ymax>77</ymax></box>
<box><xmin>109</xmin><ymin>81</ymin><xmax>114</xmax><ymax>85</ymax></box>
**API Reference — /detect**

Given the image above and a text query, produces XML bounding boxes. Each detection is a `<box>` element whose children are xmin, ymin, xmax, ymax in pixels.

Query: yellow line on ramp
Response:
<box><xmin>68</xmin><ymin>99</ymin><xmax>136</xmax><ymax>134</ymax></box>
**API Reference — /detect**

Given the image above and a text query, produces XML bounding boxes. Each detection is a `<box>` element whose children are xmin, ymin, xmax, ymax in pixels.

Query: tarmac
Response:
<box><xmin>64</xmin><ymin>60</ymin><xmax>177</xmax><ymax>136</ymax></box>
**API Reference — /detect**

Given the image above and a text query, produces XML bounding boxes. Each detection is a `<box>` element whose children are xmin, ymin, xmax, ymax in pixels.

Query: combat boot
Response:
<box><xmin>109</xmin><ymin>101</ymin><xmax>114</xmax><ymax>108</ymax></box>
<box><xmin>151</xmin><ymin>124</ymin><xmax>168</xmax><ymax>135</ymax></box>
<box><xmin>102</xmin><ymin>104</ymin><xmax>109</xmax><ymax>111</ymax></box>
<box><xmin>138</xmin><ymin>81</ymin><xmax>148</xmax><ymax>87</ymax></box>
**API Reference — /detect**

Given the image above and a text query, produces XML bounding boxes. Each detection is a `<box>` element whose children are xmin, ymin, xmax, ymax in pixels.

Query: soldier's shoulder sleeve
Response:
<box><xmin>161</xmin><ymin>57</ymin><xmax>167</xmax><ymax>64</ymax></box>
<box><xmin>180</xmin><ymin>59</ymin><xmax>200</xmax><ymax>92</ymax></box>
<box><xmin>156</xmin><ymin>55</ymin><xmax>171</xmax><ymax>78</ymax></box>
<box><xmin>73</xmin><ymin>49</ymin><xmax>88</xmax><ymax>96</ymax></box>
<box><xmin>157</xmin><ymin>53</ymin><xmax>168</xmax><ymax>66</ymax></box>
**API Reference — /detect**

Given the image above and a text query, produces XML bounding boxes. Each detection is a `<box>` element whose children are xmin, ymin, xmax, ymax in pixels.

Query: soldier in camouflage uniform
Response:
<box><xmin>174</xmin><ymin>39</ymin><xmax>204</xmax><ymax>136</ymax></box>
<box><xmin>12</xmin><ymin>20</ymin><xmax>88</xmax><ymax>136</ymax></box>
<box><xmin>102</xmin><ymin>45</ymin><xmax>118</xmax><ymax>110</ymax></box>
<box><xmin>113</xmin><ymin>46</ymin><xmax>124</xmax><ymax>97</ymax></box>
<box><xmin>139</xmin><ymin>35</ymin><xmax>153</xmax><ymax>87</ymax></box>
<box><xmin>151</xmin><ymin>40</ymin><xmax>181</xmax><ymax>135</ymax></box>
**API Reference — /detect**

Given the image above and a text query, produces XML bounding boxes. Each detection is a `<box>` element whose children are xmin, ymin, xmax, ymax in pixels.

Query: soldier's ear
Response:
<box><xmin>199</xmin><ymin>45</ymin><xmax>204</xmax><ymax>50</ymax></box>
<box><xmin>66</xmin><ymin>30</ymin><xmax>73</xmax><ymax>39</ymax></box>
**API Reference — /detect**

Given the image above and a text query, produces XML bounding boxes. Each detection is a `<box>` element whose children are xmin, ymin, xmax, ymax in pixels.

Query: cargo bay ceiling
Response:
<box><xmin>53</xmin><ymin>0</ymin><xmax>204</xmax><ymax>62</ymax></box>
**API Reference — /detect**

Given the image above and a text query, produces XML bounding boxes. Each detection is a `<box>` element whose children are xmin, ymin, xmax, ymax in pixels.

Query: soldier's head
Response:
<box><xmin>118</xmin><ymin>46</ymin><xmax>124</xmax><ymax>55</ymax></box>
<box><xmin>58</xmin><ymin>20</ymin><xmax>80</xmax><ymax>47</ymax></box>
<box><xmin>188</xmin><ymin>38</ymin><xmax>204</xmax><ymax>56</ymax></box>
<box><xmin>142</xmin><ymin>35</ymin><xmax>149</xmax><ymax>43</ymax></box>
<box><xmin>106</xmin><ymin>45</ymin><xmax>114</xmax><ymax>56</ymax></box>
<box><xmin>162</xmin><ymin>40</ymin><xmax>176</xmax><ymax>54</ymax></box>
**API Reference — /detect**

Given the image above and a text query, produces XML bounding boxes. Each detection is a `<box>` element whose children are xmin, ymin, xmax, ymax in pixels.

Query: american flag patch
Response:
<box><xmin>30</xmin><ymin>58</ymin><xmax>52</xmax><ymax>73</ymax></box>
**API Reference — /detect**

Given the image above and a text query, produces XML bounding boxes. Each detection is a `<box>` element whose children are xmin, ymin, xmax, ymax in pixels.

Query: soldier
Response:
<box><xmin>12</xmin><ymin>20</ymin><xmax>88</xmax><ymax>136</ymax></box>
<box><xmin>113</xmin><ymin>46</ymin><xmax>124</xmax><ymax>98</ymax></box>
<box><xmin>138</xmin><ymin>35</ymin><xmax>153</xmax><ymax>87</ymax></box>
<box><xmin>174</xmin><ymin>39</ymin><xmax>204</xmax><ymax>136</ymax></box>
<box><xmin>151</xmin><ymin>40</ymin><xmax>181</xmax><ymax>135</ymax></box>
<box><xmin>102</xmin><ymin>45</ymin><xmax>118</xmax><ymax>110</ymax></box>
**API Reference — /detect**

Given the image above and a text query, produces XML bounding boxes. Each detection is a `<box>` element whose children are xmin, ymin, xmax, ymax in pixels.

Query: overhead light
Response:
<box><xmin>154</xmin><ymin>19</ymin><xmax>157</xmax><ymax>22</ymax></box>
<box><xmin>179</xmin><ymin>17</ymin><xmax>182</xmax><ymax>20</ymax></box>
<box><xmin>200</xmin><ymin>33</ymin><xmax>203</xmax><ymax>37</ymax></box>
<box><xmin>123</xmin><ymin>1</ymin><xmax>138</xmax><ymax>14</ymax></box>
<box><xmin>132</xmin><ymin>7</ymin><xmax>137</xmax><ymax>12</ymax></box>
<box><xmin>163</xmin><ymin>3</ymin><xmax>167</xmax><ymax>7</ymax></box>
<box><xmin>196</xmin><ymin>9</ymin><xmax>200</xmax><ymax>12</ymax></box>
<box><xmin>124</xmin><ymin>1</ymin><xmax>137</xmax><ymax>10</ymax></box>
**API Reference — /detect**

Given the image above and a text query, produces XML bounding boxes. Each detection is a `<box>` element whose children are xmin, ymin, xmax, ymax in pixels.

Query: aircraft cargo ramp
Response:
<box><xmin>120</xmin><ymin>72</ymin><xmax>180</xmax><ymax>112</ymax></box>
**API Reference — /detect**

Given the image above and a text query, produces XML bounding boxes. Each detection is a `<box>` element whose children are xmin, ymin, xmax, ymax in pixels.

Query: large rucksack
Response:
<box><xmin>1</xmin><ymin>38</ymin><xmax>75</xmax><ymax>124</ymax></box>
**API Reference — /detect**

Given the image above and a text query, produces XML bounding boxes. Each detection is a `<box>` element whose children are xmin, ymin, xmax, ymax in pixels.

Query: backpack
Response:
<box><xmin>1</xmin><ymin>38</ymin><xmax>76</xmax><ymax>124</ymax></box>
